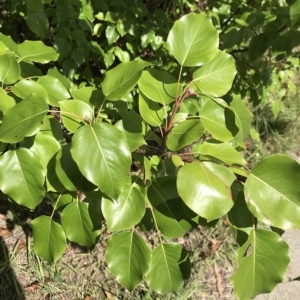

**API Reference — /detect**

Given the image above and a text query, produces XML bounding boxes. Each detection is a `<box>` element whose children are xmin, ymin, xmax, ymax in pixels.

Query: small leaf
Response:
<box><xmin>102</xmin><ymin>59</ymin><xmax>151</xmax><ymax>100</ymax></box>
<box><xmin>72</xmin><ymin>87</ymin><xmax>104</xmax><ymax>107</ymax></box>
<box><xmin>102</xmin><ymin>176</ymin><xmax>146</xmax><ymax>232</ymax></box>
<box><xmin>167</xmin><ymin>13</ymin><xmax>218</xmax><ymax>66</ymax></box>
<box><xmin>244</xmin><ymin>154</ymin><xmax>300</xmax><ymax>229</ymax></box>
<box><xmin>248</xmin><ymin>34</ymin><xmax>268</xmax><ymax>61</ymax></box>
<box><xmin>105</xmin><ymin>25</ymin><xmax>119</xmax><ymax>45</ymax></box>
<box><xmin>11</xmin><ymin>79</ymin><xmax>48</xmax><ymax>100</ymax></box>
<box><xmin>26</xmin><ymin>12</ymin><xmax>49</xmax><ymax>38</ymax></box>
<box><xmin>166</xmin><ymin>119</ymin><xmax>204</xmax><ymax>151</ymax></box>
<box><xmin>145</xmin><ymin>244</ymin><xmax>191</xmax><ymax>294</ymax></box>
<box><xmin>32</xmin><ymin>216</ymin><xmax>67</xmax><ymax>264</ymax></box>
<box><xmin>0</xmin><ymin>148</ymin><xmax>45</xmax><ymax>209</ymax></box>
<box><xmin>0</xmin><ymin>88</ymin><xmax>16</xmax><ymax>112</ymax></box>
<box><xmin>0</xmin><ymin>94</ymin><xmax>48</xmax><ymax>143</ymax></box>
<box><xmin>61</xmin><ymin>201</ymin><xmax>102</xmax><ymax>248</ymax></box>
<box><xmin>18</xmin><ymin>40</ymin><xmax>58</xmax><ymax>63</ymax></box>
<box><xmin>231</xmin><ymin>229</ymin><xmax>290</xmax><ymax>300</ymax></box>
<box><xmin>0</xmin><ymin>52</ymin><xmax>20</xmax><ymax>84</ymax></box>
<box><xmin>106</xmin><ymin>232</ymin><xmax>151</xmax><ymax>291</ymax></box>
<box><xmin>193</xmin><ymin>50</ymin><xmax>237</xmax><ymax>97</ymax></box>
<box><xmin>177</xmin><ymin>161</ymin><xmax>233</xmax><ymax>221</ymax></box>
<box><xmin>70</xmin><ymin>123</ymin><xmax>131</xmax><ymax>198</ymax></box>
<box><xmin>59</xmin><ymin>100</ymin><xmax>93</xmax><ymax>133</ymax></box>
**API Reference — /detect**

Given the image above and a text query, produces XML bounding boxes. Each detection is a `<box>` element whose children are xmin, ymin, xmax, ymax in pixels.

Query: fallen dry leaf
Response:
<box><xmin>84</xmin><ymin>296</ymin><xmax>95</xmax><ymax>300</ymax></box>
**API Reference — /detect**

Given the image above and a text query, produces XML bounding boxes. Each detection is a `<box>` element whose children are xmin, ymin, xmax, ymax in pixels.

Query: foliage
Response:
<box><xmin>0</xmin><ymin>1</ymin><xmax>300</xmax><ymax>299</ymax></box>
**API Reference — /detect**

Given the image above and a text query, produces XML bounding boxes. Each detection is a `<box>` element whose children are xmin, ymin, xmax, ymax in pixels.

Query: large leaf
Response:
<box><xmin>145</xmin><ymin>244</ymin><xmax>190</xmax><ymax>294</ymax></box>
<box><xmin>31</xmin><ymin>216</ymin><xmax>67</xmax><ymax>264</ymax></box>
<box><xmin>138</xmin><ymin>69</ymin><xmax>181</xmax><ymax>105</ymax></box>
<box><xmin>102</xmin><ymin>59</ymin><xmax>151</xmax><ymax>100</ymax></box>
<box><xmin>102</xmin><ymin>176</ymin><xmax>146</xmax><ymax>232</ymax></box>
<box><xmin>199</xmin><ymin>98</ymin><xmax>239</xmax><ymax>142</ymax></box>
<box><xmin>106</xmin><ymin>232</ymin><xmax>151</xmax><ymax>291</ymax></box>
<box><xmin>0</xmin><ymin>148</ymin><xmax>45</xmax><ymax>209</ymax></box>
<box><xmin>193</xmin><ymin>140</ymin><xmax>246</xmax><ymax>165</ymax></box>
<box><xmin>166</xmin><ymin>119</ymin><xmax>204</xmax><ymax>151</ymax></box>
<box><xmin>61</xmin><ymin>201</ymin><xmax>102</xmax><ymax>248</ymax></box>
<box><xmin>0</xmin><ymin>94</ymin><xmax>48</xmax><ymax>143</ymax></box>
<box><xmin>18</xmin><ymin>41</ymin><xmax>58</xmax><ymax>63</ymax></box>
<box><xmin>71</xmin><ymin>87</ymin><xmax>104</xmax><ymax>107</ymax></box>
<box><xmin>37</xmin><ymin>75</ymin><xmax>70</xmax><ymax>106</ymax></box>
<box><xmin>11</xmin><ymin>79</ymin><xmax>48</xmax><ymax>100</ymax></box>
<box><xmin>167</xmin><ymin>13</ymin><xmax>218</xmax><ymax>67</ymax></box>
<box><xmin>177</xmin><ymin>161</ymin><xmax>233</xmax><ymax>221</ymax></box>
<box><xmin>231</xmin><ymin>229</ymin><xmax>290</xmax><ymax>300</ymax></box>
<box><xmin>70</xmin><ymin>123</ymin><xmax>131</xmax><ymax>198</ymax></box>
<box><xmin>248</xmin><ymin>34</ymin><xmax>268</xmax><ymax>61</ymax></box>
<box><xmin>138</xmin><ymin>91</ymin><xmax>165</xmax><ymax>126</ymax></box>
<box><xmin>0</xmin><ymin>52</ymin><xmax>20</xmax><ymax>84</ymax></box>
<box><xmin>244</xmin><ymin>154</ymin><xmax>300</xmax><ymax>229</ymax></box>
<box><xmin>59</xmin><ymin>100</ymin><xmax>94</xmax><ymax>133</ymax></box>
<box><xmin>0</xmin><ymin>87</ymin><xmax>16</xmax><ymax>112</ymax></box>
<box><xmin>147</xmin><ymin>176</ymin><xmax>196</xmax><ymax>238</ymax></box>
<box><xmin>26</xmin><ymin>12</ymin><xmax>49</xmax><ymax>39</ymax></box>
<box><xmin>193</xmin><ymin>50</ymin><xmax>237</xmax><ymax>97</ymax></box>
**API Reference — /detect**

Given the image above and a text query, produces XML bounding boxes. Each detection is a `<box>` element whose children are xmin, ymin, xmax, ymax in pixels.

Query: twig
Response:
<box><xmin>214</xmin><ymin>263</ymin><xmax>224</xmax><ymax>297</ymax></box>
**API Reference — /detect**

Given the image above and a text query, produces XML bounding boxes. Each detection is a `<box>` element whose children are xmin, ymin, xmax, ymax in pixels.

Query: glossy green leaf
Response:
<box><xmin>72</xmin><ymin>87</ymin><xmax>104</xmax><ymax>107</ymax></box>
<box><xmin>26</xmin><ymin>12</ymin><xmax>49</xmax><ymax>38</ymax></box>
<box><xmin>147</xmin><ymin>176</ymin><xmax>196</xmax><ymax>238</ymax></box>
<box><xmin>37</xmin><ymin>75</ymin><xmax>70</xmax><ymax>106</ymax></box>
<box><xmin>193</xmin><ymin>50</ymin><xmax>237</xmax><ymax>97</ymax></box>
<box><xmin>61</xmin><ymin>201</ymin><xmax>102</xmax><ymax>248</ymax></box>
<box><xmin>70</xmin><ymin>123</ymin><xmax>131</xmax><ymax>198</ymax></box>
<box><xmin>199</xmin><ymin>98</ymin><xmax>239</xmax><ymax>142</ymax></box>
<box><xmin>231</xmin><ymin>230</ymin><xmax>290</xmax><ymax>300</ymax></box>
<box><xmin>47</xmin><ymin>144</ymin><xmax>96</xmax><ymax>192</ymax></box>
<box><xmin>177</xmin><ymin>161</ymin><xmax>233</xmax><ymax>221</ymax></box>
<box><xmin>0</xmin><ymin>52</ymin><xmax>20</xmax><ymax>84</ymax></box>
<box><xmin>145</xmin><ymin>244</ymin><xmax>190</xmax><ymax>294</ymax></box>
<box><xmin>167</xmin><ymin>13</ymin><xmax>218</xmax><ymax>66</ymax></box>
<box><xmin>59</xmin><ymin>100</ymin><xmax>93</xmax><ymax>133</ymax></box>
<box><xmin>0</xmin><ymin>148</ymin><xmax>45</xmax><ymax>209</ymax></box>
<box><xmin>244</xmin><ymin>154</ymin><xmax>300</xmax><ymax>229</ymax></box>
<box><xmin>40</xmin><ymin>115</ymin><xmax>64</xmax><ymax>141</ymax></box>
<box><xmin>105</xmin><ymin>25</ymin><xmax>119</xmax><ymax>45</ymax></box>
<box><xmin>0</xmin><ymin>33</ymin><xmax>19</xmax><ymax>55</ymax></box>
<box><xmin>106</xmin><ymin>232</ymin><xmax>151</xmax><ymax>291</ymax></box>
<box><xmin>194</xmin><ymin>140</ymin><xmax>246</xmax><ymax>165</ymax></box>
<box><xmin>166</xmin><ymin>119</ymin><xmax>204</xmax><ymax>151</ymax></box>
<box><xmin>138</xmin><ymin>69</ymin><xmax>181</xmax><ymax>105</ymax></box>
<box><xmin>102</xmin><ymin>176</ymin><xmax>146</xmax><ymax>232</ymax></box>
<box><xmin>115</xmin><ymin>111</ymin><xmax>145</xmax><ymax>151</ymax></box>
<box><xmin>47</xmin><ymin>191</ymin><xmax>76</xmax><ymax>211</ymax></box>
<box><xmin>138</xmin><ymin>92</ymin><xmax>164</xmax><ymax>126</ymax></box>
<box><xmin>0</xmin><ymin>88</ymin><xmax>16</xmax><ymax>112</ymax></box>
<box><xmin>32</xmin><ymin>216</ymin><xmax>67</xmax><ymax>264</ymax></box>
<box><xmin>11</xmin><ymin>79</ymin><xmax>48</xmax><ymax>100</ymax></box>
<box><xmin>18</xmin><ymin>41</ymin><xmax>58</xmax><ymax>63</ymax></box>
<box><xmin>0</xmin><ymin>94</ymin><xmax>48</xmax><ymax>143</ymax></box>
<box><xmin>102</xmin><ymin>59</ymin><xmax>151</xmax><ymax>100</ymax></box>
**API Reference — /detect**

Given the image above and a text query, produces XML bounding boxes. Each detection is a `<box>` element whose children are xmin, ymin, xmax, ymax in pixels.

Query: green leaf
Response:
<box><xmin>0</xmin><ymin>88</ymin><xmax>16</xmax><ymax>112</ymax></box>
<box><xmin>26</xmin><ymin>0</ymin><xmax>44</xmax><ymax>12</ymax></box>
<box><xmin>40</xmin><ymin>115</ymin><xmax>63</xmax><ymax>141</ymax></box>
<box><xmin>138</xmin><ymin>91</ymin><xmax>164</xmax><ymax>126</ymax></box>
<box><xmin>0</xmin><ymin>33</ymin><xmax>19</xmax><ymax>55</ymax></box>
<box><xmin>20</xmin><ymin>59</ymin><xmax>43</xmax><ymax>78</ymax></box>
<box><xmin>193</xmin><ymin>140</ymin><xmax>246</xmax><ymax>165</ymax></box>
<box><xmin>37</xmin><ymin>75</ymin><xmax>70</xmax><ymax>106</ymax></box>
<box><xmin>177</xmin><ymin>161</ymin><xmax>233</xmax><ymax>221</ymax></box>
<box><xmin>32</xmin><ymin>216</ymin><xmax>67</xmax><ymax>264</ymax></box>
<box><xmin>145</xmin><ymin>244</ymin><xmax>190</xmax><ymax>294</ymax></box>
<box><xmin>106</xmin><ymin>232</ymin><xmax>151</xmax><ymax>291</ymax></box>
<box><xmin>290</xmin><ymin>0</ymin><xmax>300</xmax><ymax>27</ymax></box>
<box><xmin>70</xmin><ymin>123</ymin><xmax>131</xmax><ymax>198</ymax></box>
<box><xmin>115</xmin><ymin>111</ymin><xmax>145</xmax><ymax>151</ymax></box>
<box><xmin>61</xmin><ymin>201</ymin><xmax>102</xmax><ymax>248</ymax></box>
<box><xmin>166</xmin><ymin>119</ymin><xmax>204</xmax><ymax>151</ymax></box>
<box><xmin>59</xmin><ymin>100</ymin><xmax>93</xmax><ymax>133</ymax></box>
<box><xmin>105</xmin><ymin>25</ymin><xmax>119</xmax><ymax>45</ymax></box>
<box><xmin>199</xmin><ymin>98</ymin><xmax>239</xmax><ymax>142</ymax></box>
<box><xmin>147</xmin><ymin>176</ymin><xmax>196</xmax><ymax>238</ymax></box>
<box><xmin>72</xmin><ymin>87</ymin><xmax>104</xmax><ymax>107</ymax></box>
<box><xmin>18</xmin><ymin>41</ymin><xmax>58</xmax><ymax>63</ymax></box>
<box><xmin>0</xmin><ymin>94</ymin><xmax>48</xmax><ymax>143</ymax></box>
<box><xmin>231</xmin><ymin>229</ymin><xmax>290</xmax><ymax>300</ymax></box>
<box><xmin>26</xmin><ymin>12</ymin><xmax>49</xmax><ymax>39</ymax></box>
<box><xmin>102</xmin><ymin>59</ymin><xmax>151</xmax><ymax>100</ymax></box>
<box><xmin>102</xmin><ymin>176</ymin><xmax>146</xmax><ymax>232</ymax></box>
<box><xmin>167</xmin><ymin>13</ymin><xmax>218</xmax><ymax>66</ymax></box>
<box><xmin>248</xmin><ymin>34</ymin><xmax>268</xmax><ymax>61</ymax></box>
<box><xmin>11</xmin><ymin>79</ymin><xmax>48</xmax><ymax>101</ymax></box>
<box><xmin>138</xmin><ymin>69</ymin><xmax>181</xmax><ymax>105</ymax></box>
<box><xmin>0</xmin><ymin>52</ymin><xmax>20</xmax><ymax>84</ymax></box>
<box><xmin>0</xmin><ymin>148</ymin><xmax>45</xmax><ymax>209</ymax></box>
<box><xmin>193</xmin><ymin>50</ymin><xmax>237</xmax><ymax>97</ymax></box>
<box><xmin>244</xmin><ymin>154</ymin><xmax>300</xmax><ymax>229</ymax></box>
